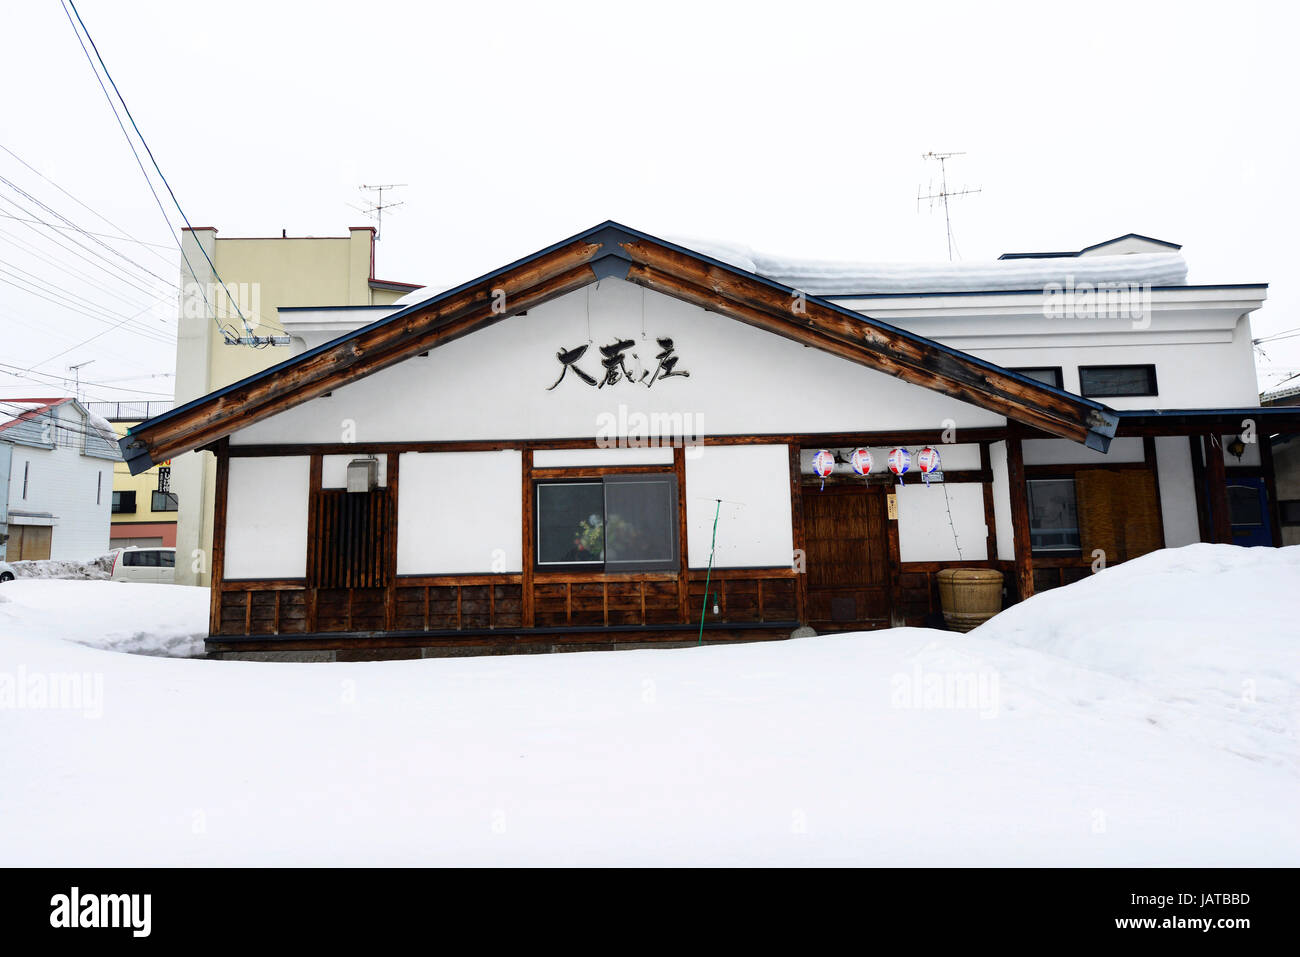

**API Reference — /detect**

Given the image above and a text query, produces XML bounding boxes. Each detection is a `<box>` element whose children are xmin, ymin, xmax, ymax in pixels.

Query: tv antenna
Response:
<box><xmin>352</xmin><ymin>183</ymin><xmax>406</xmax><ymax>240</ymax></box>
<box><xmin>917</xmin><ymin>152</ymin><xmax>981</xmax><ymax>260</ymax></box>
<box><xmin>67</xmin><ymin>359</ymin><xmax>95</xmax><ymax>401</ymax></box>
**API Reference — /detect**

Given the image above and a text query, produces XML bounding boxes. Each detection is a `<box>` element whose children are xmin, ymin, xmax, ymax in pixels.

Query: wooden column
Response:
<box><xmin>979</xmin><ymin>442</ymin><xmax>998</xmax><ymax>561</ymax></box>
<box><xmin>520</xmin><ymin>448</ymin><xmax>534</xmax><ymax>628</ymax></box>
<box><xmin>207</xmin><ymin>438</ymin><xmax>230</xmax><ymax>637</ymax></box>
<box><xmin>1005</xmin><ymin>432</ymin><xmax>1035</xmax><ymax>601</ymax></box>
<box><xmin>1204</xmin><ymin>431</ymin><xmax>1233</xmax><ymax>544</ymax></box>
<box><xmin>788</xmin><ymin>444</ymin><xmax>808</xmax><ymax>625</ymax></box>
<box><xmin>305</xmin><ymin>454</ymin><xmax>323</xmax><ymax>632</ymax></box>
<box><xmin>674</xmin><ymin>445</ymin><xmax>690</xmax><ymax>625</ymax></box>
<box><xmin>384</xmin><ymin>452</ymin><xmax>400</xmax><ymax>631</ymax></box>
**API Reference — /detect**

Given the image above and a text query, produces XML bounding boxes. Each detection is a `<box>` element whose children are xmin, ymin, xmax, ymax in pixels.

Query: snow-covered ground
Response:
<box><xmin>0</xmin><ymin>545</ymin><xmax>1295</xmax><ymax>866</ymax></box>
<box><xmin>2</xmin><ymin>553</ymin><xmax>117</xmax><ymax>581</ymax></box>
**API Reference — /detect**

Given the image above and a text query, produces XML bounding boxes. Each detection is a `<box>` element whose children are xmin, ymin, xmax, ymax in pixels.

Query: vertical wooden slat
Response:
<box><xmin>1144</xmin><ymin>436</ymin><xmax>1167</xmax><ymax>549</ymax></box>
<box><xmin>306</xmin><ymin>454</ymin><xmax>322</xmax><ymax>633</ymax></box>
<box><xmin>521</xmin><ymin>448</ymin><xmax>534</xmax><ymax>628</ymax></box>
<box><xmin>208</xmin><ymin>438</ymin><xmax>230</xmax><ymax>637</ymax></box>
<box><xmin>639</xmin><ymin>579</ymin><xmax>646</xmax><ymax>625</ymax></box>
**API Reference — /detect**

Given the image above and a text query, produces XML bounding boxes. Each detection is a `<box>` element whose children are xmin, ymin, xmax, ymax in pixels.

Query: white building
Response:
<box><xmin>1</xmin><ymin>398</ymin><xmax>120</xmax><ymax>561</ymax></box>
<box><xmin>118</xmin><ymin>224</ymin><xmax>1297</xmax><ymax>658</ymax></box>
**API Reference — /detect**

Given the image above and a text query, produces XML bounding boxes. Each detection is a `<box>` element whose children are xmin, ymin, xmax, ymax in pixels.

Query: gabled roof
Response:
<box><xmin>120</xmin><ymin>222</ymin><xmax>1120</xmax><ymax>473</ymax></box>
<box><xmin>999</xmin><ymin>233</ymin><xmax>1182</xmax><ymax>260</ymax></box>
<box><xmin>0</xmin><ymin>397</ymin><xmax>73</xmax><ymax>435</ymax></box>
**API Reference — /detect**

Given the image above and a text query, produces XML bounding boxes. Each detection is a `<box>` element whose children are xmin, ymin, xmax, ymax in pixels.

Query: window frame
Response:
<box><xmin>533</xmin><ymin>472</ymin><xmax>680</xmax><ymax>574</ymax></box>
<box><xmin>151</xmin><ymin>490</ymin><xmax>179</xmax><ymax>512</ymax></box>
<box><xmin>1077</xmin><ymin>364</ymin><xmax>1158</xmax><ymax>398</ymax></box>
<box><xmin>112</xmin><ymin>490</ymin><xmax>137</xmax><ymax>514</ymax></box>
<box><xmin>1008</xmin><ymin>366</ymin><xmax>1064</xmax><ymax>390</ymax></box>
<box><xmin>1026</xmin><ymin>476</ymin><xmax>1082</xmax><ymax>555</ymax></box>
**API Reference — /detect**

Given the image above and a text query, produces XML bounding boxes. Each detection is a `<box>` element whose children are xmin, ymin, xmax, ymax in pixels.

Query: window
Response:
<box><xmin>158</xmin><ymin>550</ymin><xmax>175</xmax><ymax>568</ymax></box>
<box><xmin>1027</xmin><ymin>478</ymin><xmax>1080</xmax><ymax>552</ymax></box>
<box><xmin>535</xmin><ymin>474</ymin><xmax>679</xmax><ymax>571</ymax></box>
<box><xmin>1227</xmin><ymin>485</ymin><xmax>1263</xmax><ymax>528</ymax></box>
<box><xmin>1010</xmin><ymin>366</ymin><xmax>1064</xmax><ymax>389</ymax></box>
<box><xmin>1280</xmin><ymin>500</ymin><xmax>1300</xmax><ymax>526</ymax></box>
<box><xmin>112</xmin><ymin>490</ymin><xmax>137</xmax><ymax>514</ymax></box>
<box><xmin>22</xmin><ymin>461</ymin><xmax>28</xmax><ymax>499</ymax></box>
<box><xmin>96</xmin><ymin>471</ymin><xmax>102</xmax><ymax>505</ymax></box>
<box><xmin>123</xmin><ymin>549</ymin><xmax>159</xmax><ymax>567</ymax></box>
<box><xmin>1078</xmin><ymin>364</ymin><xmax>1158</xmax><ymax>397</ymax></box>
<box><xmin>151</xmin><ymin>491</ymin><xmax>179</xmax><ymax>512</ymax></box>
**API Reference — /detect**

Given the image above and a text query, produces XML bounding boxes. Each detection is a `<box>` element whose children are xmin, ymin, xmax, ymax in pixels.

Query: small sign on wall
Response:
<box><xmin>887</xmin><ymin>492</ymin><xmax>898</xmax><ymax>520</ymax></box>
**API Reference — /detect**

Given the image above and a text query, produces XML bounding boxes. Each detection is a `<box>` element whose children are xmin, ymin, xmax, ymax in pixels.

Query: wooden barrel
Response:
<box><xmin>936</xmin><ymin>568</ymin><xmax>1004</xmax><ymax>633</ymax></box>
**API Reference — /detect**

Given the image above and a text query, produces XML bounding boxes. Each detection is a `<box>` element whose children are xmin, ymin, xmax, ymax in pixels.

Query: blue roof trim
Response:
<box><xmin>123</xmin><ymin>220</ymin><xmax>1121</xmax><ymax>453</ymax></box>
<box><xmin>276</xmin><ymin>304</ymin><xmax>401</xmax><ymax>312</ymax></box>
<box><xmin>827</xmin><ymin>282</ymin><xmax>1268</xmax><ymax>302</ymax></box>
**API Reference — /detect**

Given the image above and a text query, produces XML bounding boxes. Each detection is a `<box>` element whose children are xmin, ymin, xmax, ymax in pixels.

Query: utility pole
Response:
<box><xmin>918</xmin><ymin>152</ymin><xmax>981</xmax><ymax>261</ymax></box>
<box><xmin>355</xmin><ymin>183</ymin><xmax>406</xmax><ymax>240</ymax></box>
<box><xmin>68</xmin><ymin>359</ymin><xmax>94</xmax><ymax>402</ymax></box>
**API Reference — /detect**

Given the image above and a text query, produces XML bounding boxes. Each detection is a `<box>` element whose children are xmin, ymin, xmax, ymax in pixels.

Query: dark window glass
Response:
<box><xmin>604</xmin><ymin>476</ymin><xmax>678</xmax><ymax>569</ymax></box>
<box><xmin>112</xmin><ymin>490</ymin><xmax>136</xmax><ymax>514</ymax></box>
<box><xmin>1078</xmin><ymin>365</ymin><xmax>1157</xmax><ymax>397</ymax></box>
<box><xmin>1027</xmin><ymin>478</ymin><xmax>1080</xmax><ymax>552</ymax></box>
<box><xmin>123</xmin><ymin>550</ymin><xmax>159</xmax><ymax>567</ymax></box>
<box><xmin>1280</xmin><ymin>500</ymin><xmax>1300</xmax><ymax>526</ymax></box>
<box><xmin>536</xmin><ymin>476</ymin><xmax>679</xmax><ymax>571</ymax></box>
<box><xmin>152</xmin><ymin>491</ymin><xmax>179</xmax><ymax>512</ymax></box>
<box><xmin>1227</xmin><ymin>485</ymin><xmax>1263</xmax><ymax>527</ymax></box>
<box><xmin>1010</xmin><ymin>367</ymin><xmax>1063</xmax><ymax>389</ymax></box>
<box><xmin>158</xmin><ymin>550</ymin><xmax>175</xmax><ymax>568</ymax></box>
<box><xmin>537</xmin><ymin>483</ymin><xmax>605</xmax><ymax>565</ymax></box>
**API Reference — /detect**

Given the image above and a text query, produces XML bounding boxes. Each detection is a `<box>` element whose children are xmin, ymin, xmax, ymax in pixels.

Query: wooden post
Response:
<box><xmin>1204</xmin><ymin>431</ymin><xmax>1233</xmax><ymax>544</ymax></box>
<box><xmin>1005</xmin><ymin>433</ymin><xmax>1035</xmax><ymax>602</ymax></box>
<box><xmin>788</xmin><ymin>444</ymin><xmax>807</xmax><ymax>625</ymax></box>
<box><xmin>305</xmin><ymin>454</ymin><xmax>323</xmax><ymax>633</ymax></box>
<box><xmin>979</xmin><ymin>442</ymin><xmax>998</xmax><ymax>560</ymax></box>
<box><xmin>520</xmin><ymin>448</ymin><xmax>534</xmax><ymax>628</ymax></box>
<box><xmin>208</xmin><ymin>438</ymin><xmax>230</xmax><ymax>638</ymax></box>
<box><xmin>384</xmin><ymin>452</ymin><xmax>400</xmax><ymax>631</ymax></box>
<box><xmin>674</xmin><ymin>445</ymin><xmax>690</xmax><ymax>626</ymax></box>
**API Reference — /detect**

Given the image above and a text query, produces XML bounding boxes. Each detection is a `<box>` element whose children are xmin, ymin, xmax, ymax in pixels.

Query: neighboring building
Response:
<box><xmin>1261</xmin><ymin>382</ymin><xmax>1300</xmax><ymax>546</ymax></box>
<box><xmin>86</xmin><ymin>401</ymin><xmax>178</xmax><ymax>549</ymax></box>
<box><xmin>119</xmin><ymin>222</ymin><xmax>1299</xmax><ymax>659</ymax></box>
<box><xmin>1</xmin><ymin>398</ymin><xmax>119</xmax><ymax>561</ymax></box>
<box><xmin>170</xmin><ymin>226</ymin><xmax>420</xmax><ymax>586</ymax></box>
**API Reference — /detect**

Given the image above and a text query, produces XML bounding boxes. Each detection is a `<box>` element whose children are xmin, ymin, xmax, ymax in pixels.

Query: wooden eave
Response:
<box><xmin>120</xmin><ymin>222</ymin><xmax>1119</xmax><ymax>474</ymax></box>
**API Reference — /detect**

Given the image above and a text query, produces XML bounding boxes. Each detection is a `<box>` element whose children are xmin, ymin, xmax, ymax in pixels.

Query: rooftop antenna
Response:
<box><xmin>917</xmin><ymin>152</ymin><xmax>981</xmax><ymax>261</ymax></box>
<box><xmin>354</xmin><ymin>183</ymin><xmax>406</xmax><ymax>240</ymax></box>
<box><xmin>68</xmin><ymin>359</ymin><xmax>95</xmax><ymax>401</ymax></box>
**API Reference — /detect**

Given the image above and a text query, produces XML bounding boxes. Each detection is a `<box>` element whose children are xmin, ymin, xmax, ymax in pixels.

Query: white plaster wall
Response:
<box><xmin>685</xmin><ymin>444</ymin><xmax>792</xmax><ymax>568</ymax></box>
<box><xmin>397</xmin><ymin>450</ymin><xmax>522</xmax><ymax>574</ymax></box>
<box><xmin>896</xmin><ymin>482</ymin><xmax>988</xmax><ymax>562</ymax></box>
<box><xmin>1155</xmin><ymin>436</ymin><xmax>1202</xmax><ymax>547</ymax></box>
<box><xmin>989</xmin><ymin>440</ymin><xmax>1015</xmax><ymax>562</ymax></box>
<box><xmin>533</xmin><ymin>446</ymin><xmax>674</xmax><ymax>468</ymax></box>
<box><xmin>233</xmin><ymin>281</ymin><xmax>1005</xmax><ymax>447</ymax></box>
<box><xmin>5</xmin><ymin>444</ymin><xmax>113</xmax><ymax>560</ymax></box>
<box><xmin>224</xmin><ymin>456</ymin><xmax>310</xmax><ymax>579</ymax></box>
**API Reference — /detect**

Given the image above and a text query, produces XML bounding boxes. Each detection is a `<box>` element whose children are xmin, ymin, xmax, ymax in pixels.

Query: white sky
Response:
<box><xmin>2</xmin><ymin>0</ymin><xmax>1298</xmax><ymax>405</ymax></box>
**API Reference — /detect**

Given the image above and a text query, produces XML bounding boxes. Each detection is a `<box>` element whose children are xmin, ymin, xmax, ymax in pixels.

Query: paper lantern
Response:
<box><xmin>850</xmin><ymin>448</ymin><xmax>873</xmax><ymax>477</ymax></box>
<box><xmin>916</xmin><ymin>446</ymin><xmax>941</xmax><ymax>486</ymax></box>
<box><xmin>887</xmin><ymin>447</ymin><xmax>910</xmax><ymax>482</ymax></box>
<box><xmin>812</xmin><ymin>449</ymin><xmax>835</xmax><ymax>491</ymax></box>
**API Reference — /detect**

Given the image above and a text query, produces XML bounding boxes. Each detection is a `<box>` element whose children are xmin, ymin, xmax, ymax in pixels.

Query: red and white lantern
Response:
<box><xmin>812</xmin><ymin>449</ymin><xmax>835</xmax><ymax>490</ymax></box>
<box><xmin>917</xmin><ymin>446</ymin><xmax>941</xmax><ymax>486</ymax></box>
<box><xmin>887</xmin><ymin>447</ymin><xmax>910</xmax><ymax>484</ymax></box>
<box><xmin>850</xmin><ymin>447</ymin><xmax>873</xmax><ymax>477</ymax></box>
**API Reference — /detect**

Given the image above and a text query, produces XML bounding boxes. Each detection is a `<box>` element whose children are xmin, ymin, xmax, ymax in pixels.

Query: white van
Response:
<box><xmin>110</xmin><ymin>547</ymin><xmax>176</xmax><ymax>584</ymax></box>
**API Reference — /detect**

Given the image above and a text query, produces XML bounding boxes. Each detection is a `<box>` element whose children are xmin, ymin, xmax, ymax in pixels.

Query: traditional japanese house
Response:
<box><xmin>120</xmin><ymin>223</ymin><xmax>1299</xmax><ymax>659</ymax></box>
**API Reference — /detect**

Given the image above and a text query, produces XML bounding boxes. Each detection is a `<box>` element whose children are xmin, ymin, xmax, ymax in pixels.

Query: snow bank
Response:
<box><xmin>3</xmin><ymin>553</ymin><xmax>116</xmax><ymax>580</ymax></box>
<box><xmin>0</xmin><ymin>546</ymin><xmax>1294</xmax><ymax>865</ymax></box>
<box><xmin>0</xmin><ymin>579</ymin><xmax>208</xmax><ymax>658</ymax></box>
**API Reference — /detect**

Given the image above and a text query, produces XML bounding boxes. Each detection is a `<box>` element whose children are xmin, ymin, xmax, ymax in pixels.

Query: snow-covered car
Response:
<box><xmin>110</xmin><ymin>547</ymin><xmax>176</xmax><ymax>584</ymax></box>
<box><xmin>0</xmin><ymin>560</ymin><xmax>14</xmax><ymax>583</ymax></box>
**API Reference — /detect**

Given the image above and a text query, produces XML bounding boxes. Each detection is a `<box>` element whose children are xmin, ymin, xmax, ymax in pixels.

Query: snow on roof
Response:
<box><xmin>0</xmin><ymin>398</ymin><xmax>69</xmax><ymax>434</ymax></box>
<box><xmin>674</xmin><ymin>238</ymin><xmax>1189</xmax><ymax>296</ymax></box>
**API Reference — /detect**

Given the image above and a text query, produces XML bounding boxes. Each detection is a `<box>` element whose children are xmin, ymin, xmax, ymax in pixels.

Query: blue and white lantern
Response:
<box><xmin>887</xmin><ymin>447</ymin><xmax>910</xmax><ymax>484</ymax></box>
<box><xmin>850</xmin><ymin>448</ymin><xmax>873</xmax><ymax>478</ymax></box>
<box><xmin>812</xmin><ymin>449</ymin><xmax>835</xmax><ymax>491</ymax></box>
<box><xmin>916</xmin><ymin>446</ymin><xmax>941</xmax><ymax>486</ymax></box>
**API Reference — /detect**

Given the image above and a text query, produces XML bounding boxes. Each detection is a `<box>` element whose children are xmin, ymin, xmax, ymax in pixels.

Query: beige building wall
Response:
<box><xmin>172</xmin><ymin>227</ymin><xmax>417</xmax><ymax>586</ymax></box>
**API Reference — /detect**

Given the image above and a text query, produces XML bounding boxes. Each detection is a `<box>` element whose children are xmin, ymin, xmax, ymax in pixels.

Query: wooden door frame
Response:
<box><xmin>799</xmin><ymin>481</ymin><xmax>896</xmax><ymax>630</ymax></box>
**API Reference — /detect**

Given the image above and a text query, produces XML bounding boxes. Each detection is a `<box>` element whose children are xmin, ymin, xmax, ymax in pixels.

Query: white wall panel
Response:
<box><xmin>685</xmin><ymin>445</ymin><xmax>792</xmax><ymax>568</ymax></box>
<box><xmin>397</xmin><ymin>450</ymin><xmax>522</xmax><ymax>574</ymax></box>
<box><xmin>224</xmin><ymin>456</ymin><xmax>309</xmax><ymax>579</ymax></box>
<box><xmin>897</xmin><ymin>482</ymin><xmax>988</xmax><ymax>562</ymax></box>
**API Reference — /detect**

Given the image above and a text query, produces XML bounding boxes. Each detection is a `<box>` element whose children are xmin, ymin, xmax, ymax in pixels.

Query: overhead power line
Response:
<box><xmin>61</xmin><ymin>0</ymin><xmax>251</xmax><ymax>343</ymax></box>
